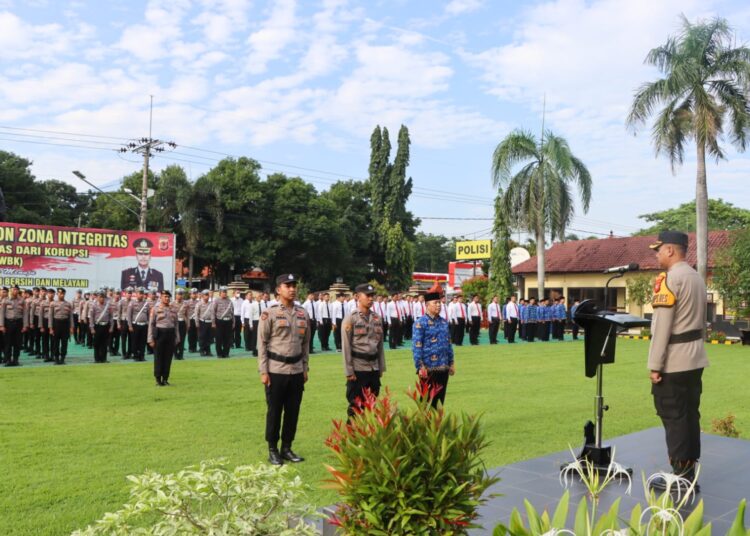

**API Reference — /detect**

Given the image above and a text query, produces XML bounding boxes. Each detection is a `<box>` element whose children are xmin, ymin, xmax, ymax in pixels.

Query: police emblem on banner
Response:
<box><xmin>159</xmin><ymin>237</ymin><xmax>169</xmax><ymax>251</ymax></box>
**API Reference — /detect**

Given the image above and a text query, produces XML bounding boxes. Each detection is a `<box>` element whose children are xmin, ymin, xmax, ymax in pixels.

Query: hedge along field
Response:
<box><xmin>0</xmin><ymin>339</ymin><xmax>748</xmax><ymax>535</ymax></box>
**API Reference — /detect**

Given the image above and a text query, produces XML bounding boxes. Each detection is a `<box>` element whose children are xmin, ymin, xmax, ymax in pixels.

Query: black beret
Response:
<box><xmin>650</xmin><ymin>230</ymin><xmax>689</xmax><ymax>250</ymax></box>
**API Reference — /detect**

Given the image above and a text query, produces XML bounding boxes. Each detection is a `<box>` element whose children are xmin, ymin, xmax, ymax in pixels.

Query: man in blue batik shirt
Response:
<box><xmin>412</xmin><ymin>284</ymin><xmax>454</xmax><ymax>408</ymax></box>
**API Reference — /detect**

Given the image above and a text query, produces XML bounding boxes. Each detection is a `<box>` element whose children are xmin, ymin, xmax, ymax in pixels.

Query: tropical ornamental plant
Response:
<box><xmin>325</xmin><ymin>382</ymin><xmax>499</xmax><ymax>535</ymax></box>
<box><xmin>72</xmin><ymin>460</ymin><xmax>319</xmax><ymax>535</ymax></box>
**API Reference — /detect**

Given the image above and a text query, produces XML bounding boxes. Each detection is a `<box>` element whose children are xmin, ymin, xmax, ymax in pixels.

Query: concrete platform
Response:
<box><xmin>472</xmin><ymin>427</ymin><xmax>750</xmax><ymax>534</ymax></box>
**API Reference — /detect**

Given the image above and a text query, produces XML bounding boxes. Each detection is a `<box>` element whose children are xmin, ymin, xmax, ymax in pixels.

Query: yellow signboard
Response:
<box><xmin>455</xmin><ymin>239</ymin><xmax>492</xmax><ymax>260</ymax></box>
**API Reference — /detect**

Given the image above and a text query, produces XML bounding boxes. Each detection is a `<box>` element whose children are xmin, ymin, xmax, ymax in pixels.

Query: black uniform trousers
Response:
<box><xmin>251</xmin><ymin>320</ymin><xmax>259</xmax><ymax>354</ymax></box>
<box><xmin>120</xmin><ymin>323</ymin><xmax>131</xmax><ymax>358</ymax></box>
<box><xmin>92</xmin><ymin>324</ymin><xmax>110</xmax><ymax>363</ymax></box>
<box><xmin>519</xmin><ymin>320</ymin><xmax>525</xmax><ymax>340</ymax></box>
<box><xmin>308</xmin><ymin>320</ymin><xmax>317</xmax><ymax>353</ymax></box>
<box><xmin>265</xmin><ymin>372</ymin><xmax>305</xmax><ymax>448</ymax></box>
<box><xmin>243</xmin><ymin>319</ymin><xmax>253</xmax><ymax>351</ymax></box>
<box><xmin>153</xmin><ymin>327</ymin><xmax>176</xmax><ymax>381</ymax></box>
<box><xmin>132</xmin><ymin>324</ymin><xmax>148</xmax><ymax>360</ymax></box>
<box><xmin>334</xmin><ymin>318</ymin><xmax>343</xmax><ymax>350</ymax></box>
<box><xmin>3</xmin><ymin>319</ymin><xmax>23</xmax><ymax>364</ymax></box>
<box><xmin>318</xmin><ymin>319</ymin><xmax>331</xmax><ymax>350</ymax></box>
<box><xmin>469</xmin><ymin>316</ymin><xmax>481</xmax><ymax>345</ymax></box>
<box><xmin>403</xmin><ymin>317</ymin><xmax>413</xmax><ymax>341</ymax></box>
<box><xmin>41</xmin><ymin>325</ymin><xmax>51</xmax><ymax>360</ymax></box>
<box><xmin>346</xmin><ymin>370</ymin><xmax>381</xmax><ymax>417</ymax></box>
<box><xmin>652</xmin><ymin>368</ymin><xmax>703</xmax><ymax>463</ymax></box>
<box><xmin>388</xmin><ymin>317</ymin><xmax>401</xmax><ymax>349</ymax></box>
<box><xmin>572</xmin><ymin>323</ymin><xmax>580</xmax><ymax>340</ymax></box>
<box><xmin>215</xmin><ymin>319</ymin><xmax>232</xmax><ymax>357</ymax></box>
<box><xmin>51</xmin><ymin>319</ymin><xmax>71</xmax><ymax>363</ymax></box>
<box><xmin>425</xmin><ymin>369</ymin><xmax>449</xmax><ymax>409</ymax></box>
<box><xmin>188</xmin><ymin>319</ymin><xmax>198</xmax><ymax>352</ymax></box>
<box><xmin>453</xmin><ymin>318</ymin><xmax>465</xmax><ymax>346</ymax></box>
<box><xmin>23</xmin><ymin>320</ymin><xmax>31</xmax><ymax>351</ymax></box>
<box><xmin>506</xmin><ymin>318</ymin><xmax>519</xmax><ymax>343</ymax></box>
<box><xmin>489</xmin><ymin>318</ymin><xmax>500</xmax><ymax>344</ymax></box>
<box><xmin>525</xmin><ymin>322</ymin><xmax>536</xmax><ymax>342</ymax></box>
<box><xmin>175</xmin><ymin>320</ymin><xmax>186</xmax><ymax>359</ymax></box>
<box><xmin>198</xmin><ymin>321</ymin><xmax>213</xmax><ymax>355</ymax></box>
<box><xmin>109</xmin><ymin>322</ymin><xmax>120</xmax><ymax>354</ymax></box>
<box><xmin>33</xmin><ymin>321</ymin><xmax>43</xmax><ymax>355</ymax></box>
<box><xmin>233</xmin><ymin>315</ymin><xmax>242</xmax><ymax>348</ymax></box>
<box><xmin>73</xmin><ymin>314</ymin><xmax>80</xmax><ymax>344</ymax></box>
<box><xmin>537</xmin><ymin>321</ymin><xmax>550</xmax><ymax>341</ymax></box>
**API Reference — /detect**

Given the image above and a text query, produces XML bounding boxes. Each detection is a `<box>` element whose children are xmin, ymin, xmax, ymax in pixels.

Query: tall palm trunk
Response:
<box><xmin>536</xmin><ymin>225</ymin><xmax>546</xmax><ymax>299</ymax></box>
<box><xmin>695</xmin><ymin>142</ymin><xmax>708</xmax><ymax>281</ymax></box>
<box><xmin>188</xmin><ymin>252</ymin><xmax>194</xmax><ymax>288</ymax></box>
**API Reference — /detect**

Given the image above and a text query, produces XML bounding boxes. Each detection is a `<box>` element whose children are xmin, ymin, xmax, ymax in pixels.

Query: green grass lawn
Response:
<box><xmin>0</xmin><ymin>337</ymin><xmax>748</xmax><ymax>535</ymax></box>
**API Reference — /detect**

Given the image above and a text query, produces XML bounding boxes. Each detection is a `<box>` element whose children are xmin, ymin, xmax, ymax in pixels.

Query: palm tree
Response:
<box><xmin>627</xmin><ymin>15</ymin><xmax>750</xmax><ymax>282</ymax></box>
<box><xmin>176</xmin><ymin>180</ymin><xmax>223</xmax><ymax>285</ymax></box>
<box><xmin>491</xmin><ymin>129</ymin><xmax>592</xmax><ymax>299</ymax></box>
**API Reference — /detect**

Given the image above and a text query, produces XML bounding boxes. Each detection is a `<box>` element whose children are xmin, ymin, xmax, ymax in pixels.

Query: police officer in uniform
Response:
<box><xmin>48</xmin><ymin>288</ymin><xmax>74</xmax><ymax>365</ymax></box>
<box><xmin>119</xmin><ymin>287</ymin><xmax>134</xmax><ymax>359</ymax></box>
<box><xmin>89</xmin><ymin>291</ymin><xmax>114</xmax><ymax>363</ymax></box>
<box><xmin>172</xmin><ymin>288</ymin><xmax>187</xmax><ymax>360</ymax></box>
<box><xmin>258</xmin><ymin>274</ymin><xmax>310</xmax><ymax>466</ymax></box>
<box><xmin>128</xmin><ymin>288</ymin><xmax>151</xmax><ymax>361</ymax></box>
<box><xmin>646</xmin><ymin>231</ymin><xmax>709</xmax><ymax>493</ymax></box>
<box><xmin>212</xmin><ymin>286</ymin><xmax>234</xmax><ymax>358</ymax></box>
<box><xmin>149</xmin><ymin>290</ymin><xmax>180</xmax><ymax>386</ymax></box>
<box><xmin>39</xmin><ymin>288</ymin><xmax>55</xmax><ymax>361</ymax></box>
<box><xmin>1</xmin><ymin>285</ymin><xmax>27</xmax><ymax>366</ymax></box>
<box><xmin>342</xmin><ymin>284</ymin><xmax>386</xmax><ymax>418</ymax></box>
<box><xmin>186</xmin><ymin>288</ymin><xmax>199</xmax><ymax>353</ymax></box>
<box><xmin>412</xmin><ymin>284</ymin><xmax>454</xmax><ymax>408</ymax></box>
<box><xmin>196</xmin><ymin>289</ymin><xmax>214</xmax><ymax>356</ymax></box>
<box><xmin>108</xmin><ymin>289</ymin><xmax>122</xmax><ymax>356</ymax></box>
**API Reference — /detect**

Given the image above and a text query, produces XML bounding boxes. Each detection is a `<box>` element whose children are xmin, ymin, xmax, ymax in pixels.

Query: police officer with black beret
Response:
<box><xmin>258</xmin><ymin>274</ymin><xmax>310</xmax><ymax>465</ymax></box>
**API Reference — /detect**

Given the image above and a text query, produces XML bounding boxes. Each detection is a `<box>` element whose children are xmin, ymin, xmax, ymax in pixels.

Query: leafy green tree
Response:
<box><xmin>0</xmin><ymin>150</ymin><xmax>47</xmax><ymax>224</ymax></box>
<box><xmin>87</xmin><ymin>170</ymin><xmax>157</xmax><ymax>231</ymax></box>
<box><xmin>625</xmin><ymin>274</ymin><xmax>654</xmax><ymax>316</ymax></box>
<box><xmin>491</xmin><ymin>129</ymin><xmax>592</xmax><ymax>298</ymax></box>
<box><xmin>383</xmin><ymin>222</ymin><xmax>414</xmax><ymax>290</ymax></box>
<box><xmin>489</xmin><ymin>194</ymin><xmax>514</xmax><ymax>299</ymax></box>
<box><xmin>413</xmin><ymin>233</ymin><xmax>453</xmax><ymax>273</ymax></box>
<box><xmin>38</xmin><ymin>180</ymin><xmax>91</xmax><ymax>228</ymax></box>
<box><xmin>461</xmin><ymin>276</ymin><xmax>490</xmax><ymax>305</ymax></box>
<box><xmin>713</xmin><ymin>228</ymin><xmax>750</xmax><ymax>322</ymax></box>
<box><xmin>634</xmin><ymin>199</ymin><xmax>750</xmax><ymax>235</ymax></box>
<box><xmin>627</xmin><ymin>15</ymin><xmax>750</xmax><ymax>282</ymax></box>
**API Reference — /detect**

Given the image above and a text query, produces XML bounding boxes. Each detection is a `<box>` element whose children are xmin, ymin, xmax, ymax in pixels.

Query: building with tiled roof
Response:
<box><xmin>511</xmin><ymin>231</ymin><xmax>733</xmax><ymax>320</ymax></box>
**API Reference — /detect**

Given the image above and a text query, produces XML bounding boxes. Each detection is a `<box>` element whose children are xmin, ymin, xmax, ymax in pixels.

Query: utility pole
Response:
<box><xmin>118</xmin><ymin>96</ymin><xmax>177</xmax><ymax>232</ymax></box>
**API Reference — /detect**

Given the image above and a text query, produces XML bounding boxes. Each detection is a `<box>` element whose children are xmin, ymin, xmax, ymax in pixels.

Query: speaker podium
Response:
<box><xmin>572</xmin><ymin>299</ymin><xmax>651</xmax><ymax>470</ymax></box>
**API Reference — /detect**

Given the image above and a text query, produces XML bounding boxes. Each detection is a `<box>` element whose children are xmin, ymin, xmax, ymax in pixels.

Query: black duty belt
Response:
<box><xmin>268</xmin><ymin>351</ymin><xmax>303</xmax><ymax>364</ymax></box>
<box><xmin>351</xmin><ymin>351</ymin><xmax>379</xmax><ymax>361</ymax></box>
<box><xmin>669</xmin><ymin>329</ymin><xmax>703</xmax><ymax>344</ymax></box>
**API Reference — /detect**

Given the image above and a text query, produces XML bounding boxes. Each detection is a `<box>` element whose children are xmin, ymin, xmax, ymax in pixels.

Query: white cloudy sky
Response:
<box><xmin>2</xmin><ymin>0</ymin><xmax>750</xmax><ymax>240</ymax></box>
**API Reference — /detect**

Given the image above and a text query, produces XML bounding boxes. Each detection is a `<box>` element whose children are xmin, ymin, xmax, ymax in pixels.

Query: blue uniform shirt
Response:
<box><xmin>519</xmin><ymin>304</ymin><xmax>527</xmax><ymax>321</ymax></box>
<box><xmin>412</xmin><ymin>313</ymin><xmax>454</xmax><ymax>371</ymax></box>
<box><xmin>526</xmin><ymin>304</ymin><xmax>538</xmax><ymax>322</ymax></box>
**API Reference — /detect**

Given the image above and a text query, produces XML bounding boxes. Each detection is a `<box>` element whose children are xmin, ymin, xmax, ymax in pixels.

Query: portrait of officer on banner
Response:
<box><xmin>120</xmin><ymin>237</ymin><xmax>165</xmax><ymax>292</ymax></box>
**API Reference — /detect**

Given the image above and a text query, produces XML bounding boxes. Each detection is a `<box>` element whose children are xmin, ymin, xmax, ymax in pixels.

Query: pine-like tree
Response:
<box><xmin>489</xmin><ymin>193</ymin><xmax>514</xmax><ymax>299</ymax></box>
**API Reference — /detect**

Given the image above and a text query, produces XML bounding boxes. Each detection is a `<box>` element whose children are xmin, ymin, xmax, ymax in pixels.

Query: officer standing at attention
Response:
<box><xmin>341</xmin><ymin>284</ymin><xmax>385</xmax><ymax>418</ymax></box>
<box><xmin>487</xmin><ymin>295</ymin><xmax>502</xmax><ymax>344</ymax></box>
<box><xmin>186</xmin><ymin>288</ymin><xmax>199</xmax><ymax>353</ymax></box>
<box><xmin>1</xmin><ymin>285</ymin><xmax>27</xmax><ymax>366</ymax></box>
<box><xmin>149</xmin><ymin>290</ymin><xmax>180</xmax><ymax>386</ymax></box>
<box><xmin>48</xmin><ymin>288</ymin><xmax>74</xmax><ymax>365</ymax></box>
<box><xmin>89</xmin><ymin>290</ymin><xmax>114</xmax><ymax>363</ymax></box>
<box><xmin>646</xmin><ymin>231</ymin><xmax>709</xmax><ymax>493</ymax></box>
<box><xmin>72</xmin><ymin>289</ymin><xmax>83</xmax><ymax>344</ymax></box>
<box><xmin>303</xmin><ymin>292</ymin><xmax>318</xmax><ymax>354</ymax></box>
<box><xmin>412</xmin><ymin>284</ymin><xmax>454</xmax><ymax>408</ymax></box>
<box><xmin>108</xmin><ymin>289</ymin><xmax>122</xmax><ymax>356</ymax></box>
<box><xmin>212</xmin><ymin>286</ymin><xmax>234</xmax><ymax>358</ymax></box>
<box><xmin>39</xmin><ymin>288</ymin><xmax>55</xmax><ymax>361</ymax></box>
<box><xmin>258</xmin><ymin>274</ymin><xmax>310</xmax><ymax>466</ymax></box>
<box><xmin>467</xmin><ymin>294</ymin><xmax>483</xmax><ymax>345</ymax></box>
<box><xmin>331</xmin><ymin>293</ymin><xmax>346</xmax><ymax>351</ymax></box>
<box><xmin>317</xmin><ymin>292</ymin><xmax>332</xmax><ymax>351</ymax></box>
<box><xmin>196</xmin><ymin>289</ymin><xmax>215</xmax><ymax>356</ymax></box>
<box><xmin>231</xmin><ymin>289</ymin><xmax>244</xmax><ymax>349</ymax></box>
<box><xmin>128</xmin><ymin>288</ymin><xmax>151</xmax><ymax>362</ymax></box>
<box><xmin>172</xmin><ymin>288</ymin><xmax>188</xmax><ymax>360</ymax></box>
<box><xmin>119</xmin><ymin>287</ymin><xmax>133</xmax><ymax>359</ymax></box>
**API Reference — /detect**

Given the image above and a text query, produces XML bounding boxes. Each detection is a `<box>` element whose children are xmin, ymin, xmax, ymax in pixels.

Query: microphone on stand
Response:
<box><xmin>603</xmin><ymin>263</ymin><xmax>639</xmax><ymax>274</ymax></box>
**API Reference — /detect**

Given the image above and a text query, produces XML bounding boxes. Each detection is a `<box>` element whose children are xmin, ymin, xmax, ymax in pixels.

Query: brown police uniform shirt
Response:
<box><xmin>0</xmin><ymin>296</ymin><xmax>27</xmax><ymax>328</ymax></box>
<box><xmin>196</xmin><ymin>299</ymin><xmax>214</xmax><ymax>323</ymax></box>
<box><xmin>211</xmin><ymin>297</ymin><xmax>234</xmax><ymax>326</ymax></box>
<box><xmin>128</xmin><ymin>299</ymin><xmax>152</xmax><ymax>327</ymax></box>
<box><xmin>341</xmin><ymin>308</ymin><xmax>386</xmax><ymax>376</ymax></box>
<box><xmin>257</xmin><ymin>303</ymin><xmax>310</xmax><ymax>375</ymax></box>
<box><xmin>648</xmin><ymin>261</ymin><xmax>710</xmax><ymax>373</ymax></box>
<box><xmin>148</xmin><ymin>302</ymin><xmax>180</xmax><ymax>344</ymax></box>
<box><xmin>48</xmin><ymin>299</ymin><xmax>74</xmax><ymax>330</ymax></box>
<box><xmin>38</xmin><ymin>299</ymin><xmax>52</xmax><ymax>328</ymax></box>
<box><xmin>88</xmin><ymin>301</ymin><xmax>113</xmax><ymax>328</ymax></box>
<box><xmin>172</xmin><ymin>299</ymin><xmax>187</xmax><ymax>322</ymax></box>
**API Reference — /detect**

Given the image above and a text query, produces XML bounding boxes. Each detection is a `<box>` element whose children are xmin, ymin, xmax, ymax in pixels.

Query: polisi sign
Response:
<box><xmin>455</xmin><ymin>240</ymin><xmax>492</xmax><ymax>260</ymax></box>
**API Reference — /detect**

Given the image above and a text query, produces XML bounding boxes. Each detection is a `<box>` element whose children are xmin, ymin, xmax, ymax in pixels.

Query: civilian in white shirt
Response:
<box><xmin>303</xmin><ymin>292</ymin><xmax>319</xmax><ymax>354</ymax></box>
<box><xmin>240</xmin><ymin>291</ymin><xmax>254</xmax><ymax>351</ymax></box>
<box><xmin>438</xmin><ymin>296</ymin><xmax>449</xmax><ymax>321</ymax></box>
<box><xmin>487</xmin><ymin>295</ymin><xmax>503</xmax><ymax>344</ymax></box>
<box><xmin>317</xmin><ymin>292</ymin><xmax>333</xmax><ymax>351</ymax></box>
<box><xmin>373</xmin><ymin>295</ymin><xmax>389</xmax><ymax>341</ymax></box>
<box><xmin>249</xmin><ymin>295</ymin><xmax>263</xmax><ymax>356</ymax></box>
<box><xmin>411</xmin><ymin>295</ymin><xmax>426</xmax><ymax>320</ymax></box>
<box><xmin>451</xmin><ymin>296</ymin><xmax>467</xmax><ymax>346</ymax></box>
<box><xmin>504</xmin><ymin>295</ymin><xmax>520</xmax><ymax>343</ymax></box>
<box><xmin>467</xmin><ymin>295</ymin><xmax>483</xmax><ymax>345</ymax></box>
<box><xmin>386</xmin><ymin>293</ymin><xmax>403</xmax><ymax>349</ymax></box>
<box><xmin>231</xmin><ymin>290</ymin><xmax>244</xmax><ymax>349</ymax></box>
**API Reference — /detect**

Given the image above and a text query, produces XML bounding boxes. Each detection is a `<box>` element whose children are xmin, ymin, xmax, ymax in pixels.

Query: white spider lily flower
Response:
<box><xmin>541</xmin><ymin>529</ymin><xmax>576</xmax><ymax>536</ymax></box>
<box><xmin>645</xmin><ymin>471</ymin><xmax>698</xmax><ymax>505</ymax></box>
<box><xmin>640</xmin><ymin>505</ymin><xmax>685</xmax><ymax>535</ymax></box>
<box><xmin>559</xmin><ymin>447</ymin><xmax>631</xmax><ymax>497</ymax></box>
